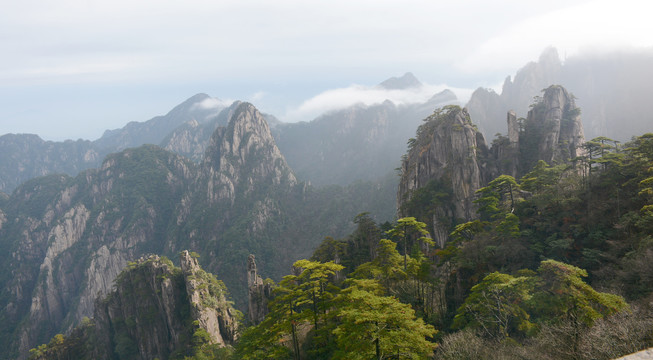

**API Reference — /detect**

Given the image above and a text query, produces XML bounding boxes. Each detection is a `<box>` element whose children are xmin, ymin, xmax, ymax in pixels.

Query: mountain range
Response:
<box><xmin>1</xmin><ymin>47</ymin><xmax>653</xmax><ymax>359</ymax></box>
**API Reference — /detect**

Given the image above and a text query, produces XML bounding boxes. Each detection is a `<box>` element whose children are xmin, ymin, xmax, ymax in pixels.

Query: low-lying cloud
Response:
<box><xmin>193</xmin><ymin>97</ymin><xmax>233</xmax><ymax>111</ymax></box>
<box><xmin>281</xmin><ymin>83</ymin><xmax>474</xmax><ymax>123</ymax></box>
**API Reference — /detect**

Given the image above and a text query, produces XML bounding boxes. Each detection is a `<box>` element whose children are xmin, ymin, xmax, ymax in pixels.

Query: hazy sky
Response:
<box><xmin>1</xmin><ymin>0</ymin><xmax>652</xmax><ymax>141</ymax></box>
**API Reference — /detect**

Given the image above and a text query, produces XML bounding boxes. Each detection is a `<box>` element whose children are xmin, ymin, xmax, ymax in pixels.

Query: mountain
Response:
<box><xmin>398</xmin><ymin>85</ymin><xmax>586</xmax><ymax>247</ymax></box>
<box><xmin>466</xmin><ymin>47</ymin><xmax>653</xmax><ymax>142</ymax></box>
<box><xmin>0</xmin><ymin>135</ymin><xmax>103</xmax><ymax>193</ymax></box>
<box><xmin>273</xmin><ymin>89</ymin><xmax>459</xmax><ymax>186</ymax></box>
<box><xmin>378</xmin><ymin>72</ymin><xmax>423</xmax><ymax>89</ymax></box>
<box><xmin>28</xmin><ymin>251</ymin><xmax>239</xmax><ymax>360</ymax></box>
<box><xmin>0</xmin><ymin>102</ymin><xmax>395</xmax><ymax>359</ymax></box>
<box><xmin>0</xmin><ymin>94</ymin><xmax>228</xmax><ymax>193</ymax></box>
<box><xmin>0</xmin><ymin>77</ymin><xmax>446</xmax><ymax>193</ymax></box>
<box><xmin>94</xmin><ymin>93</ymin><xmax>225</xmax><ymax>152</ymax></box>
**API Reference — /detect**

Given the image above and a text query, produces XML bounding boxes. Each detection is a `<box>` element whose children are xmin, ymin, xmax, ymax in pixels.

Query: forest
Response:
<box><xmin>233</xmin><ymin>130</ymin><xmax>653</xmax><ymax>359</ymax></box>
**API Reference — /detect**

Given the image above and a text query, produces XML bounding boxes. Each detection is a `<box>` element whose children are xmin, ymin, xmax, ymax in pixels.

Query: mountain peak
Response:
<box><xmin>202</xmin><ymin>102</ymin><xmax>296</xmax><ymax>204</ymax></box>
<box><xmin>378</xmin><ymin>72</ymin><xmax>423</xmax><ymax>90</ymax></box>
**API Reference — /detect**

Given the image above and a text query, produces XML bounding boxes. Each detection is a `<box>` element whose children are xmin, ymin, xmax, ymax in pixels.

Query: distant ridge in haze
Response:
<box><xmin>378</xmin><ymin>72</ymin><xmax>423</xmax><ymax>89</ymax></box>
<box><xmin>466</xmin><ymin>47</ymin><xmax>653</xmax><ymax>141</ymax></box>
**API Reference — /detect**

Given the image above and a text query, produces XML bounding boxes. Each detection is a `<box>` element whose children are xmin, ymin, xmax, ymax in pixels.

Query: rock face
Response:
<box><xmin>520</xmin><ymin>85</ymin><xmax>586</xmax><ymax>171</ymax></box>
<box><xmin>247</xmin><ymin>254</ymin><xmax>272</xmax><ymax>325</ymax></box>
<box><xmin>29</xmin><ymin>252</ymin><xmax>238</xmax><ymax>360</ymax></box>
<box><xmin>180</xmin><ymin>250</ymin><xmax>238</xmax><ymax>346</ymax></box>
<box><xmin>397</xmin><ymin>85</ymin><xmax>585</xmax><ymax>248</ymax></box>
<box><xmin>397</xmin><ymin>106</ymin><xmax>493</xmax><ymax>247</ymax></box>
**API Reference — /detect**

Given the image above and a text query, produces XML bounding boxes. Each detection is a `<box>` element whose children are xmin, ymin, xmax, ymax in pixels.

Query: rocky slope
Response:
<box><xmin>397</xmin><ymin>85</ymin><xmax>586</xmax><ymax>247</ymax></box>
<box><xmin>0</xmin><ymin>102</ymin><xmax>392</xmax><ymax>359</ymax></box>
<box><xmin>28</xmin><ymin>251</ymin><xmax>238</xmax><ymax>360</ymax></box>
<box><xmin>466</xmin><ymin>47</ymin><xmax>653</xmax><ymax>142</ymax></box>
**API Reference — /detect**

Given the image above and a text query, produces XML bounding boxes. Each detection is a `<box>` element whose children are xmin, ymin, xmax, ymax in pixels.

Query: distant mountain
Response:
<box><xmin>0</xmin><ymin>94</ymin><xmax>227</xmax><ymax>193</ymax></box>
<box><xmin>378</xmin><ymin>72</ymin><xmax>423</xmax><ymax>89</ymax></box>
<box><xmin>0</xmin><ymin>75</ymin><xmax>457</xmax><ymax>193</ymax></box>
<box><xmin>273</xmin><ymin>88</ymin><xmax>459</xmax><ymax>186</ymax></box>
<box><xmin>94</xmin><ymin>93</ymin><xmax>225</xmax><ymax>151</ymax></box>
<box><xmin>0</xmin><ymin>134</ymin><xmax>102</xmax><ymax>192</ymax></box>
<box><xmin>466</xmin><ymin>47</ymin><xmax>653</xmax><ymax>142</ymax></box>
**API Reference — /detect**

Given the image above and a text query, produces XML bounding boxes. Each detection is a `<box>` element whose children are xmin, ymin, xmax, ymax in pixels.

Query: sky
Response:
<box><xmin>1</xmin><ymin>0</ymin><xmax>652</xmax><ymax>141</ymax></box>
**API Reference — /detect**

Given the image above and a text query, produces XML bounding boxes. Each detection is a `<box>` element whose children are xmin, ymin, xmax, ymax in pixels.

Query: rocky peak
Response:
<box><xmin>521</xmin><ymin>85</ymin><xmax>585</xmax><ymax>169</ymax></box>
<box><xmin>201</xmin><ymin>102</ymin><xmax>297</xmax><ymax>205</ymax></box>
<box><xmin>397</xmin><ymin>105</ymin><xmax>492</xmax><ymax>247</ymax></box>
<box><xmin>29</xmin><ymin>252</ymin><xmax>239</xmax><ymax>359</ymax></box>
<box><xmin>247</xmin><ymin>254</ymin><xmax>271</xmax><ymax>325</ymax></box>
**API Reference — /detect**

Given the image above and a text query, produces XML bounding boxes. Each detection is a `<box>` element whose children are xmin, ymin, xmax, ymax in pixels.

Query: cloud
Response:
<box><xmin>457</xmin><ymin>0</ymin><xmax>653</xmax><ymax>75</ymax></box>
<box><xmin>193</xmin><ymin>97</ymin><xmax>233</xmax><ymax>111</ymax></box>
<box><xmin>249</xmin><ymin>91</ymin><xmax>266</xmax><ymax>102</ymax></box>
<box><xmin>281</xmin><ymin>82</ymin><xmax>474</xmax><ymax>123</ymax></box>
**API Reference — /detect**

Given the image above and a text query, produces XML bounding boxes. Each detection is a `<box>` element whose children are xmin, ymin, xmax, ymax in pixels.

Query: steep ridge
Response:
<box><xmin>0</xmin><ymin>94</ymin><xmax>227</xmax><ymax>193</ymax></box>
<box><xmin>94</xmin><ymin>93</ymin><xmax>225</xmax><ymax>152</ymax></box>
<box><xmin>200</xmin><ymin>102</ymin><xmax>297</xmax><ymax>204</ymax></box>
<box><xmin>29</xmin><ymin>251</ymin><xmax>239</xmax><ymax>360</ymax></box>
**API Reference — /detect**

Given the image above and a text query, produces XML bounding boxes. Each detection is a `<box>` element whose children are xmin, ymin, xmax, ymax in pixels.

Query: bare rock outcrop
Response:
<box><xmin>397</xmin><ymin>85</ymin><xmax>585</xmax><ymax>248</ymax></box>
<box><xmin>30</xmin><ymin>252</ymin><xmax>239</xmax><ymax>360</ymax></box>
<box><xmin>397</xmin><ymin>106</ymin><xmax>493</xmax><ymax>247</ymax></box>
<box><xmin>520</xmin><ymin>85</ymin><xmax>586</xmax><ymax>171</ymax></box>
<box><xmin>201</xmin><ymin>102</ymin><xmax>297</xmax><ymax>206</ymax></box>
<box><xmin>180</xmin><ymin>250</ymin><xmax>238</xmax><ymax>345</ymax></box>
<box><xmin>247</xmin><ymin>254</ymin><xmax>272</xmax><ymax>325</ymax></box>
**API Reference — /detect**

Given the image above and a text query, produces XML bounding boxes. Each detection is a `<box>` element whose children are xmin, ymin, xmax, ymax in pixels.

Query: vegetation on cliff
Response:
<box><xmin>235</xmin><ymin>108</ymin><xmax>653</xmax><ymax>358</ymax></box>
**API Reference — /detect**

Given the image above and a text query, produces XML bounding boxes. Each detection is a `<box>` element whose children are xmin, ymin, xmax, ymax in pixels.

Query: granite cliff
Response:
<box><xmin>28</xmin><ymin>251</ymin><xmax>239</xmax><ymax>360</ymax></box>
<box><xmin>397</xmin><ymin>85</ymin><xmax>585</xmax><ymax>247</ymax></box>
<box><xmin>397</xmin><ymin>105</ymin><xmax>493</xmax><ymax>247</ymax></box>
